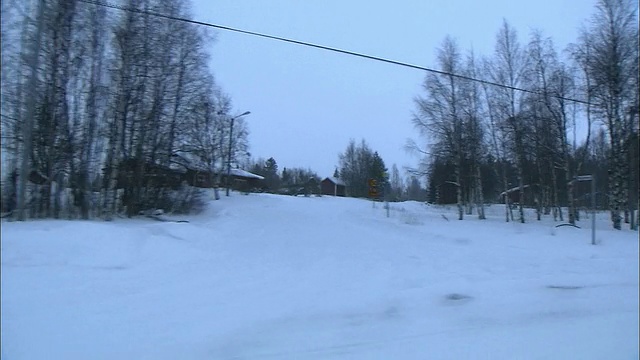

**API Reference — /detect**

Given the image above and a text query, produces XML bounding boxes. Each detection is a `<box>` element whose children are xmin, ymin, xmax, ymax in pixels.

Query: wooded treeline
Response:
<box><xmin>333</xmin><ymin>139</ymin><xmax>426</xmax><ymax>202</ymax></box>
<box><xmin>412</xmin><ymin>0</ymin><xmax>638</xmax><ymax>229</ymax></box>
<box><xmin>245</xmin><ymin>156</ymin><xmax>322</xmax><ymax>195</ymax></box>
<box><xmin>1</xmin><ymin>0</ymin><xmax>249</xmax><ymax>219</ymax></box>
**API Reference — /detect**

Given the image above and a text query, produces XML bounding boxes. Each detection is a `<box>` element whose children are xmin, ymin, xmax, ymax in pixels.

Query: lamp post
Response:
<box><xmin>226</xmin><ymin>111</ymin><xmax>251</xmax><ymax>196</ymax></box>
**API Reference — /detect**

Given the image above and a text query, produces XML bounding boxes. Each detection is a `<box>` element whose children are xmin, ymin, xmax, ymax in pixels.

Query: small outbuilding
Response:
<box><xmin>226</xmin><ymin>168</ymin><xmax>265</xmax><ymax>192</ymax></box>
<box><xmin>321</xmin><ymin>177</ymin><xmax>346</xmax><ymax>197</ymax></box>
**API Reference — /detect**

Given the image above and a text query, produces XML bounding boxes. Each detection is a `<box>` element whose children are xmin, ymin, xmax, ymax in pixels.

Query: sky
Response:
<box><xmin>189</xmin><ymin>0</ymin><xmax>596</xmax><ymax>178</ymax></box>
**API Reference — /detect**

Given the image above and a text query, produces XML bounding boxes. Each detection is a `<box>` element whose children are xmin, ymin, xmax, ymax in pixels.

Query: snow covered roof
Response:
<box><xmin>323</xmin><ymin>177</ymin><xmax>345</xmax><ymax>186</ymax></box>
<box><xmin>230</xmin><ymin>168</ymin><xmax>264</xmax><ymax>180</ymax></box>
<box><xmin>499</xmin><ymin>184</ymin><xmax>531</xmax><ymax>196</ymax></box>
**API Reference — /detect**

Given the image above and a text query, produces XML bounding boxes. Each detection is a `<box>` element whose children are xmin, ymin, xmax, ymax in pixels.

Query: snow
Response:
<box><xmin>499</xmin><ymin>184</ymin><xmax>531</xmax><ymax>196</ymax></box>
<box><xmin>1</xmin><ymin>194</ymin><xmax>638</xmax><ymax>359</ymax></box>
<box><xmin>324</xmin><ymin>176</ymin><xmax>346</xmax><ymax>186</ymax></box>
<box><xmin>230</xmin><ymin>168</ymin><xmax>264</xmax><ymax>180</ymax></box>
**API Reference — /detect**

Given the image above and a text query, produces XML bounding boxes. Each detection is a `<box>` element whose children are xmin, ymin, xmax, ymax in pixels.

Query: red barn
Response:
<box><xmin>321</xmin><ymin>177</ymin><xmax>346</xmax><ymax>197</ymax></box>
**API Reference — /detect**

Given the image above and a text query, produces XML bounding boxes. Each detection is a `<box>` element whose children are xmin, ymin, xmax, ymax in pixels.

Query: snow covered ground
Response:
<box><xmin>1</xmin><ymin>193</ymin><xmax>638</xmax><ymax>359</ymax></box>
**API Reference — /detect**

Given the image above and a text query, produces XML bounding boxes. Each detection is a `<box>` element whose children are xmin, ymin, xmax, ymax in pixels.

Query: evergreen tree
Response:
<box><xmin>338</xmin><ymin>139</ymin><xmax>388</xmax><ymax>198</ymax></box>
<box><xmin>263</xmin><ymin>157</ymin><xmax>280</xmax><ymax>191</ymax></box>
<box><xmin>281</xmin><ymin>167</ymin><xmax>290</xmax><ymax>187</ymax></box>
<box><xmin>369</xmin><ymin>152</ymin><xmax>388</xmax><ymax>183</ymax></box>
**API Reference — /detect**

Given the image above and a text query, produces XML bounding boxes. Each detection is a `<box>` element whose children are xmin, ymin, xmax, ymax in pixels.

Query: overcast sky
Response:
<box><xmin>189</xmin><ymin>0</ymin><xmax>595</xmax><ymax>178</ymax></box>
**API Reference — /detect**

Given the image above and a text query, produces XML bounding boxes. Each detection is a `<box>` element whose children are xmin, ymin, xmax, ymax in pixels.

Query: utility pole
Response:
<box><xmin>225</xmin><ymin>116</ymin><xmax>235</xmax><ymax>197</ymax></box>
<box><xmin>226</xmin><ymin>111</ymin><xmax>250</xmax><ymax>196</ymax></box>
<box><xmin>17</xmin><ymin>0</ymin><xmax>45</xmax><ymax>221</ymax></box>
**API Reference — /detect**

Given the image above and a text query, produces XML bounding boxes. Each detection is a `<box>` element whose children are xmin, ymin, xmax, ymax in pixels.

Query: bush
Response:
<box><xmin>164</xmin><ymin>185</ymin><xmax>207</xmax><ymax>215</ymax></box>
<box><xmin>130</xmin><ymin>183</ymin><xmax>207</xmax><ymax>215</ymax></box>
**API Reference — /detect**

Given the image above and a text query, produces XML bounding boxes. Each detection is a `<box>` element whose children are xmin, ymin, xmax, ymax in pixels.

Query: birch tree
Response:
<box><xmin>488</xmin><ymin>20</ymin><xmax>530</xmax><ymax>223</ymax></box>
<box><xmin>414</xmin><ymin>36</ymin><xmax>465</xmax><ymax>220</ymax></box>
<box><xmin>579</xmin><ymin>0</ymin><xmax>638</xmax><ymax>229</ymax></box>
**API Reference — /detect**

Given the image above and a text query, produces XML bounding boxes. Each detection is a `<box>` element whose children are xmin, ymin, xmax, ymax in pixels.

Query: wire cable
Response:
<box><xmin>76</xmin><ymin>0</ymin><xmax>591</xmax><ymax>106</ymax></box>
<box><xmin>0</xmin><ymin>114</ymin><xmax>20</xmax><ymax>122</ymax></box>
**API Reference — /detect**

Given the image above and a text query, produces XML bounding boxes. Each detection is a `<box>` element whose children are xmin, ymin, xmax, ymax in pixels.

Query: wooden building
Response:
<box><xmin>184</xmin><ymin>168</ymin><xmax>217</xmax><ymax>188</ymax></box>
<box><xmin>321</xmin><ymin>177</ymin><xmax>346</xmax><ymax>197</ymax></box>
<box><xmin>225</xmin><ymin>168</ymin><xmax>265</xmax><ymax>192</ymax></box>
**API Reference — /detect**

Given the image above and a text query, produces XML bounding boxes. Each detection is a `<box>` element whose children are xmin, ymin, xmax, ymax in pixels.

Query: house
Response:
<box><xmin>184</xmin><ymin>167</ymin><xmax>265</xmax><ymax>191</ymax></box>
<box><xmin>321</xmin><ymin>177</ymin><xmax>346</xmax><ymax>197</ymax></box>
<box><xmin>182</xmin><ymin>168</ymin><xmax>214</xmax><ymax>188</ymax></box>
<box><xmin>114</xmin><ymin>158</ymin><xmax>184</xmax><ymax>190</ymax></box>
<box><xmin>224</xmin><ymin>168</ymin><xmax>265</xmax><ymax>192</ymax></box>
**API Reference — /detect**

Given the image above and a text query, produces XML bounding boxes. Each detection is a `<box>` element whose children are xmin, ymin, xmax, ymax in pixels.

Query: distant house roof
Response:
<box><xmin>230</xmin><ymin>168</ymin><xmax>265</xmax><ymax>180</ymax></box>
<box><xmin>499</xmin><ymin>184</ymin><xmax>531</xmax><ymax>197</ymax></box>
<box><xmin>323</xmin><ymin>177</ymin><xmax>345</xmax><ymax>186</ymax></box>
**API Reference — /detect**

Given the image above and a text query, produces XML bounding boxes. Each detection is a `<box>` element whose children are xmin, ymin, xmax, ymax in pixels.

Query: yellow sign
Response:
<box><xmin>368</xmin><ymin>178</ymin><xmax>379</xmax><ymax>198</ymax></box>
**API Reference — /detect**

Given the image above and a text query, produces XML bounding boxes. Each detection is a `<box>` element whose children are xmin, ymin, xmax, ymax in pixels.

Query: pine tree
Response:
<box><xmin>370</xmin><ymin>152</ymin><xmax>388</xmax><ymax>183</ymax></box>
<box><xmin>338</xmin><ymin>139</ymin><xmax>388</xmax><ymax>198</ymax></box>
<box><xmin>281</xmin><ymin>167</ymin><xmax>290</xmax><ymax>187</ymax></box>
<box><xmin>263</xmin><ymin>157</ymin><xmax>280</xmax><ymax>191</ymax></box>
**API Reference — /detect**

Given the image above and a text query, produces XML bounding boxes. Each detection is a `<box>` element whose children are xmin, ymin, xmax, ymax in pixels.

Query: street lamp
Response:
<box><xmin>226</xmin><ymin>111</ymin><xmax>251</xmax><ymax>196</ymax></box>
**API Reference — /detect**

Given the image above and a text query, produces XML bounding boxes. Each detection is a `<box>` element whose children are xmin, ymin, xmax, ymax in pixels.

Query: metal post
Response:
<box><xmin>385</xmin><ymin>183</ymin><xmax>390</xmax><ymax>218</ymax></box>
<box><xmin>576</xmin><ymin>175</ymin><xmax>596</xmax><ymax>245</ymax></box>
<box><xmin>591</xmin><ymin>176</ymin><xmax>596</xmax><ymax>245</ymax></box>
<box><xmin>226</xmin><ymin>116</ymin><xmax>234</xmax><ymax>197</ymax></box>
<box><xmin>224</xmin><ymin>111</ymin><xmax>250</xmax><ymax>197</ymax></box>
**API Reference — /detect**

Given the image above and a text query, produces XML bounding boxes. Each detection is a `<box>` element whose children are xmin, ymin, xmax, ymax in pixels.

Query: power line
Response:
<box><xmin>77</xmin><ymin>0</ymin><xmax>591</xmax><ymax>106</ymax></box>
<box><xmin>1</xmin><ymin>114</ymin><xmax>20</xmax><ymax>122</ymax></box>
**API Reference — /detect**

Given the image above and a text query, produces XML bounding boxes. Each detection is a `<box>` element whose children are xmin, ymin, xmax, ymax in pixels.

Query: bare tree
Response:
<box><xmin>3</xmin><ymin>0</ymin><xmax>236</xmax><ymax>220</ymax></box>
<box><xmin>460</xmin><ymin>49</ymin><xmax>486</xmax><ymax>219</ymax></box>
<box><xmin>414</xmin><ymin>36</ymin><xmax>465</xmax><ymax>219</ymax></box>
<box><xmin>488</xmin><ymin>20</ymin><xmax>530</xmax><ymax>223</ymax></box>
<box><xmin>74</xmin><ymin>1</ymin><xmax>109</xmax><ymax>219</ymax></box>
<box><xmin>16</xmin><ymin>0</ymin><xmax>45</xmax><ymax>220</ymax></box>
<box><xmin>579</xmin><ymin>0</ymin><xmax>638</xmax><ymax>229</ymax></box>
<box><xmin>481</xmin><ymin>57</ymin><xmax>513</xmax><ymax>222</ymax></box>
<box><xmin>527</xmin><ymin>30</ymin><xmax>580</xmax><ymax>224</ymax></box>
<box><xmin>389</xmin><ymin>164</ymin><xmax>404</xmax><ymax>201</ymax></box>
<box><xmin>1</xmin><ymin>0</ymin><xmax>26</xmax><ymax>191</ymax></box>
<box><xmin>103</xmin><ymin>0</ymin><xmax>141</xmax><ymax>219</ymax></box>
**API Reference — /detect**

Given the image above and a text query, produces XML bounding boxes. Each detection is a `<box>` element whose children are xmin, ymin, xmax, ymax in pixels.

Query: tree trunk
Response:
<box><xmin>475</xmin><ymin>165</ymin><xmax>486</xmax><ymax>219</ymax></box>
<box><xmin>550</xmin><ymin>160</ymin><xmax>562</xmax><ymax>221</ymax></box>
<box><xmin>514</xmin><ymin>123</ymin><xmax>526</xmax><ymax>224</ymax></box>
<box><xmin>567</xmin><ymin>177</ymin><xmax>575</xmax><ymax>224</ymax></box>
<box><xmin>105</xmin><ymin>73</ymin><xmax>128</xmax><ymax>220</ymax></box>
<box><xmin>456</xmin><ymin>162</ymin><xmax>463</xmax><ymax>220</ymax></box>
<box><xmin>17</xmin><ymin>0</ymin><xmax>45</xmax><ymax>221</ymax></box>
<box><xmin>535</xmin><ymin>153</ymin><xmax>544</xmax><ymax>221</ymax></box>
<box><xmin>502</xmin><ymin>165</ymin><xmax>510</xmax><ymax>223</ymax></box>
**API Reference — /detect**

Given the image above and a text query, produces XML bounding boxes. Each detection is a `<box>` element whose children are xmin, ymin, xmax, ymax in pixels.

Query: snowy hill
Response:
<box><xmin>1</xmin><ymin>193</ymin><xmax>638</xmax><ymax>359</ymax></box>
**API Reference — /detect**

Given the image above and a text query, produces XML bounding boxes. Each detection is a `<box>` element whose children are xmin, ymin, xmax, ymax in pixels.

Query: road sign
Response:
<box><xmin>368</xmin><ymin>178</ymin><xmax>379</xmax><ymax>198</ymax></box>
<box><xmin>575</xmin><ymin>174</ymin><xmax>596</xmax><ymax>245</ymax></box>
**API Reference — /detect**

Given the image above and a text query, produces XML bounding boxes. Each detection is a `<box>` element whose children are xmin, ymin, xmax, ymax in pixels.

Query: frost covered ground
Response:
<box><xmin>1</xmin><ymin>193</ymin><xmax>638</xmax><ymax>359</ymax></box>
